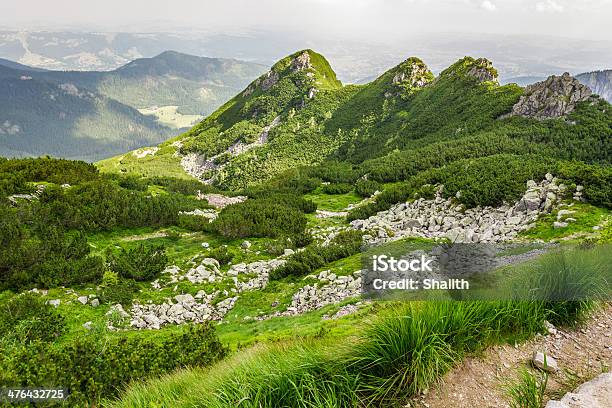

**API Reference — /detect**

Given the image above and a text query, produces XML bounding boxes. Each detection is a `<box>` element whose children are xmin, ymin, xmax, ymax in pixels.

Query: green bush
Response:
<box><xmin>107</xmin><ymin>244</ymin><xmax>168</xmax><ymax>282</ymax></box>
<box><xmin>208</xmin><ymin>246</ymin><xmax>234</xmax><ymax>266</ymax></box>
<box><xmin>98</xmin><ymin>278</ymin><xmax>139</xmax><ymax>306</ymax></box>
<box><xmin>0</xmin><ymin>293</ymin><xmax>65</xmax><ymax>343</ymax></box>
<box><xmin>271</xmin><ymin>230</ymin><xmax>363</xmax><ymax>279</ymax></box>
<box><xmin>354</xmin><ymin>179</ymin><xmax>381</xmax><ymax>197</ymax></box>
<box><xmin>321</xmin><ymin>183</ymin><xmax>353</xmax><ymax>195</ymax></box>
<box><xmin>0</xmin><ymin>324</ymin><xmax>227</xmax><ymax>406</ymax></box>
<box><xmin>212</xmin><ymin>200</ymin><xmax>307</xmax><ymax>239</ymax></box>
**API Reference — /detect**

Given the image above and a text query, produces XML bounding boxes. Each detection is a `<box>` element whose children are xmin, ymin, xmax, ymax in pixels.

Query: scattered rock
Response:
<box><xmin>351</xmin><ymin>177</ymin><xmax>565</xmax><ymax>245</ymax></box>
<box><xmin>241</xmin><ymin>240</ymin><xmax>252</xmax><ymax>250</ymax></box>
<box><xmin>77</xmin><ymin>296</ymin><xmax>88</xmax><ymax>305</ymax></box>
<box><xmin>179</xmin><ymin>208</ymin><xmax>217</xmax><ymax>221</ymax></box>
<box><xmin>90</xmin><ymin>298</ymin><xmax>100</xmax><ymax>308</ymax></box>
<box><xmin>47</xmin><ymin>299</ymin><xmax>61</xmax><ymax>308</ymax></box>
<box><xmin>532</xmin><ymin>351</ymin><xmax>559</xmax><ymax>372</ymax></box>
<box><xmin>82</xmin><ymin>321</ymin><xmax>93</xmax><ymax>330</ymax></box>
<box><xmin>201</xmin><ymin>193</ymin><xmax>247</xmax><ymax>209</ymax></box>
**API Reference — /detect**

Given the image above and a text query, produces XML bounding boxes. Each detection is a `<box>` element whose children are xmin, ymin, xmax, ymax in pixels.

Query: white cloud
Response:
<box><xmin>536</xmin><ymin>0</ymin><xmax>565</xmax><ymax>12</ymax></box>
<box><xmin>480</xmin><ymin>1</ymin><xmax>497</xmax><ymax>11</ymax></box>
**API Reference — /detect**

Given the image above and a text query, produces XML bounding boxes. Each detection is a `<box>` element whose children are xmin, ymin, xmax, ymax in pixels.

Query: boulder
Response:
<box><xmin>532</xmin><ymin>351</ymin><xmax>559</xmax><ymax>372</ymax></box>
<box><xmin>545</xmin><ymin>373</ymin><xmax>611</xmax><ymax>408</ymax></box>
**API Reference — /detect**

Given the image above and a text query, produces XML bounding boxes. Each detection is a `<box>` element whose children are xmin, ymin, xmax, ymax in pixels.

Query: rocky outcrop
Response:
<box><xmin>394</xmin><ymin>59</ymin><xmax>432</xmax><ymax>86</ymax></box>
<box><xmin>576</xmin><ymin>69</ymin><xmax>612</xmax><ymax>103</ymax></box>
<box><xmin>260</xmin><ymin>70</ymin><xmax>280</xmax><ymax>91</ymax></box>
<box><xmin>546</xmin><ymin>373</ymin><xmax>612</xmax><ymax>408</ymax></box>
<box><xmin>508</xmin><ymin>72</ymin><xmax>594</xmax><ymax>119</ymax></box>
<box><xmin>351</xmin><ymin>175</ymin><xmax>566</xmax><ymax>245</ymax></box>
<box><xmin>290</xmin><ymin>51</ymin><xmax>313</xmax><ymax>72</ymax></box>
<box><xmin>467</xmin><ymin>58</ymin><xmax>498</xmax><ymax>83</ymax></box>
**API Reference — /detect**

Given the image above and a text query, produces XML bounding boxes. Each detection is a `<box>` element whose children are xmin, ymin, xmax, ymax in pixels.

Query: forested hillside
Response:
<box><xmin>0</xmin><ymin>52</ymin><xmax>265</xmax><ymax>161</ymax></box>
<box><xmin>0</xmin><ymin>65</ymin><xmax>173</xmax><ymax>161</ymax></box>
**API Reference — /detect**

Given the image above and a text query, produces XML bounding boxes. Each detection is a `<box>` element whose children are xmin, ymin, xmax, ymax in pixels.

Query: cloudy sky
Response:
<box><xmin>2</xmin><ymin>0</ymin><xmax>611</xmax><ymax>41</ymax></box>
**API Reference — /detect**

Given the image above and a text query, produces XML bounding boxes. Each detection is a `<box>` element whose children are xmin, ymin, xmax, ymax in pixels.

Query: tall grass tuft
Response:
<box><xmin>504</xmin><ymin>368</ymin><xmax>548</xmax><ymax>408</ymax></box>
<box><xmin>509</xmin><ymin>245</ymin><xmax>610</xmax><ymax>325</ymax></box>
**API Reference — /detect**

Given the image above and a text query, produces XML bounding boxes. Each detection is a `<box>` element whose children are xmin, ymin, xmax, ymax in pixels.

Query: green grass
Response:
<box><xmin>107</xmin><ymin>301</ymin><xmax>550</xmax><ymax>408</ymax></box>
<box><xmin>521</xmin><ymin>202</ymin><xmax>609</xmax><ymax>241</ymax></box>
<box><xmin>304</xmin><ymin>189</ymin><xmax>363</xmax><ymax>212</ymax></box>
<box><xmin>504</xmin><ymin>367</ymin><xmax>548</xmax><ymax>408</ymax></box>
<box><xmin>96</xmin><ymin>144</ymin><xmax>192</xmax><ymax>180</ymax></box>
<box><xmin>109</xmin><ymin>244</ymin><xmax>608</xmax><ymax>408</ymax></box>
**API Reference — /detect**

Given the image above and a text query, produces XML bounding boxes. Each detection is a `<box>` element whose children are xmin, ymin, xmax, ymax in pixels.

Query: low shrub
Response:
<box><xmin>212</xmin><ymin>199</ymin><xmax>307</xmax><ymax>239</ymax></box>
<box><xmin>354</xmin><ymin>179</ymin><xmax>381</xmax><ymax>198</ymax></box>
<box><xmin>98</xmin><ymin>278</ymin><xmax>139</xmax><ymax>306</ymax></box>
<box><xmin>178</xmin><ymin>214</ymin><xmax>213</xmax><ymax>231</ymax></box>
<box><xmin>321</xmin><ymin>183</ymin><xmax>353</xmax><ymax>195</ymax></box>
<box><xmin>107</xmin><ymin>244</ymin><xmax>168</xmax><ymax>282</ymax></box>
<box><xmin>0</xmin><ymin>293</ymin><xmax>65</xmax><ymax>343</ymax></box>
<box><xmin>271</xmin><ymin>230</ymin><xmax>363</xmax><ymax>279</ymax></box>
<box><xmin>208</xmin><ymin>246</ymin><xmax>234</xmax><ymax>266</ymax></box>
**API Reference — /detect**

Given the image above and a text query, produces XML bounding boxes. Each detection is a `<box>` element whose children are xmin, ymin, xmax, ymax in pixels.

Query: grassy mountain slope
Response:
<box><xmin>3</xmin><ymin>51</ymin><xmax>612</xmax><ymax>408</ymax></box>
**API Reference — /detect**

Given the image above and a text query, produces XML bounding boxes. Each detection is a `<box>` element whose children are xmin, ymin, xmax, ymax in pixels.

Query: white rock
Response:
<box><xmin>532</xmin><ymin>351</ymin><xmax>558</xmax><ymax>372</ymax></box>
<box><xmin>47</xmin><ymin>299</ymin><xmax>61</xmax><ymax>308</ymax></box>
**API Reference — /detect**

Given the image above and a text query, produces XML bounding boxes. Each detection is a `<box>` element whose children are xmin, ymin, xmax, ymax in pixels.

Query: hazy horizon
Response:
<box><xmin>2</xmin><ymin>0</ymin><xmax>612</xmax><ymax>42</ymax></box>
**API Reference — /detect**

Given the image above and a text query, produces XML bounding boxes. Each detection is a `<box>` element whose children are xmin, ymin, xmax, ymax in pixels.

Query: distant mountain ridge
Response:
<box><xmin>576</xmin><ymin>70</ymin><xmax>612</xmax><ymax>103</ymax></box>
<box><xmin>0</xmin><ymin>52</ymin><xmax>266</xmax><ymax>161</ymax></box>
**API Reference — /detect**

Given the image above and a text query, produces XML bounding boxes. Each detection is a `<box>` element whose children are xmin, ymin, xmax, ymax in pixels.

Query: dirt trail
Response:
<box><xmin>410</xmin><ymin>304</ymin><xmax>612</xmax><ymax>408</ymax></box>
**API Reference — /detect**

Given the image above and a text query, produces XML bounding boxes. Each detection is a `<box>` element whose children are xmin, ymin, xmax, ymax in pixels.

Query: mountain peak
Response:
<box><xmin>386</xmin><ymin>57</ymin><xmax>433</xmax><ymax>96</ymax></box>
<box><xmin>242</xmin><ymin>49</ymin><xmax>341</xmax><ymax>98</ymax></box>
<box><xmin>274</xmin><ymin>49</ymin><xmax>341</xmax><ymax>89</ymax></box>
<box><xmin>442</xmin><ymin>56</ymin><xmax>499</xmax><ymax>84</ymax></box>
